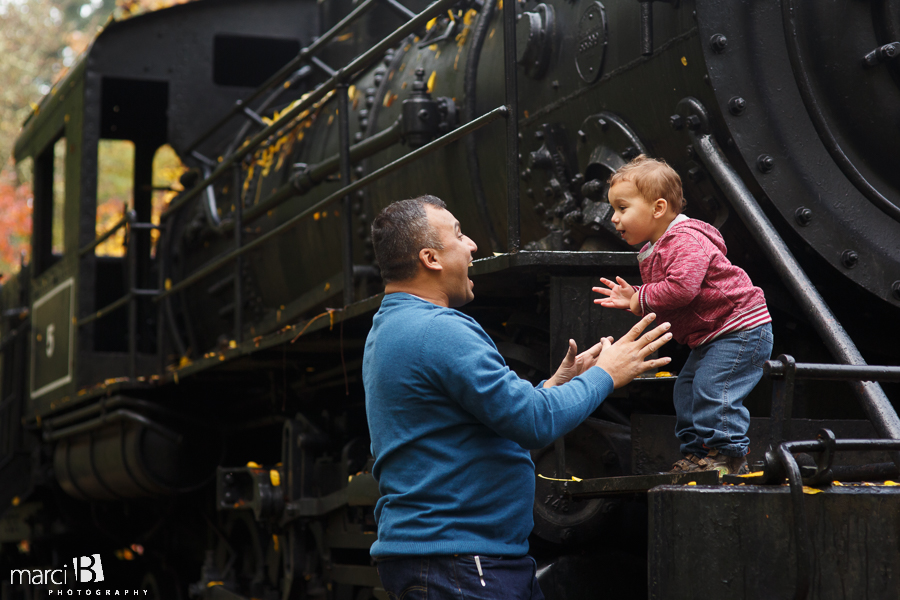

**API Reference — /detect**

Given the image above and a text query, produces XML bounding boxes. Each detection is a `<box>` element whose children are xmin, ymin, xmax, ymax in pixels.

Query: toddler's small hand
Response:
<box><xmin>593</xmin><ymin>276</ymin><xmax>636</xmax><ymax>311</ymax></box>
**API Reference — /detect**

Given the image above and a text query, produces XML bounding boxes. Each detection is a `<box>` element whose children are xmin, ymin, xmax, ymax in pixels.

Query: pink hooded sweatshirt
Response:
<box><xmin>635</xmin><ymin>215</ymin><xmax>770</xmax><ymax>348</ymax></box>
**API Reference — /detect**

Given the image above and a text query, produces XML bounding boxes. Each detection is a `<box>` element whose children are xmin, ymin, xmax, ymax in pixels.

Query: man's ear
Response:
<box><xmin>419</xmin><ymin>247</ymin><xmax>442</xmax><ymax>272</ymax></box>
<box><xmin>653</xmin><ymin>198</ymin><xmax>669</xmax><ymax>218</ymax></box>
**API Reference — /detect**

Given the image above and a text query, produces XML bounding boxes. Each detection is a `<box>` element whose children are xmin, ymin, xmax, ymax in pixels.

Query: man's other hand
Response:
<box><xmin>594</xmin><ymin>313</ymin><xmax>672</xmax><ymax>388</ymax></box>
<box><xmin>544</xmin><ymin>337</ymin><xmax>612</xmax><ymax>388</ymax></box>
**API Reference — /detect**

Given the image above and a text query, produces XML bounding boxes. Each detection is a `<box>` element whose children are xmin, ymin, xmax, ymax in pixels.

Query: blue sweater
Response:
<box><xmin>363</xmin><ymin>293</ymin><xmax>614</xmax><ymax>557</ymax></box>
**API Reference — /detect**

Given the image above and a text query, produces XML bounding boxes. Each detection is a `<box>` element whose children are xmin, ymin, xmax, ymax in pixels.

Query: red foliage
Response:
<box><xmin>0</xmin><ymin>169</ymin><xmax>33</xmax><ymax>275</ymax></box>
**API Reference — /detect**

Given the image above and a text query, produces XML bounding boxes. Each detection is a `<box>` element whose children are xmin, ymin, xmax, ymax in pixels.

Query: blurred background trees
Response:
<box><xmin>0</xmin><ymin>0</ymin><xmax>190</xmax><ymax>275</ymax></box>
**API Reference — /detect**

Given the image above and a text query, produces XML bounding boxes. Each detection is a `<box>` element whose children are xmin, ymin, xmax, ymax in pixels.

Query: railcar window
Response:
<box><xmin>151</xmin><ymin>145</ymin><xmax>185</xmax><ymax>257</ymax></box>
<box><xmin>212</xmin><ymin>34</ymin><xmax>301</xmax><ymax>87</ymax></box>
<box><xmin>51</xmin><ymin>138</ymin><xmax>66</xmax><ymax>256</ymax></box>
<box><xmin>32</xmin><ymin>135</ymin><xmax>66</xmax><ymax>275</ymax></box>
<box><xmin>8</xmin><ymin>158</ymin><xmax>33</xmax><ymax>273</ymax></box>
<box><xmin>95</xmin><ymin>140</ymin><xmax>134</xmax><ymax>257</ymax></box>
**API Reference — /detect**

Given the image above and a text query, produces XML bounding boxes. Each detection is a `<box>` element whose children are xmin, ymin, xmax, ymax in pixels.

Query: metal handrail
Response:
<box><xmin>502</xmin><ymin>0</ymin><xmax>520</xmax><ymax>252</ymax></box>
<box><xmin>154</xmin><ymin>106</ymin><xmax>509</xmax><ymax>302</ymax></box>
<box><xmin>79</xmin><ymin>212</ymin><xmax>128</xmax><ymax>257</ymax></box>
<box><xmin>163</xmin><ymin>0</ymin><xmax>458</xmax><ymax>219</ymax></box>
<box><xmin>774</xmin><ymin>432</ymin><xmax>900</xmax><ymax>600</ymax></box>
<box><xmin>765</xmin><ymin>358</ymin><xmax>900</xmax><ymax>382</ymax></box>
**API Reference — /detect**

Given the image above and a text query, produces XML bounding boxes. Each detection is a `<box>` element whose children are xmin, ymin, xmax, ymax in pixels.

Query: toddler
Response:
<box><xmin>593</xmin><ymin>155</ymin><xmax>773</xmax><ymax>475</ymax></box>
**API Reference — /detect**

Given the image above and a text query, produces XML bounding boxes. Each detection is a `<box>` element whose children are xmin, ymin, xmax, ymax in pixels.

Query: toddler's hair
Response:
<box><xmin>607</xmin><ymin>154</ymin><xmax>685</xmax><ymax>213</ymax></box>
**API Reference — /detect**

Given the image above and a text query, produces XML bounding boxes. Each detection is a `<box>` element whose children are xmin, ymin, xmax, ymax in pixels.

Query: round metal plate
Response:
<box><xmin>576</xmin><ymin>2</ymin><xmax>608</xmax><ymax>84</ymax></box>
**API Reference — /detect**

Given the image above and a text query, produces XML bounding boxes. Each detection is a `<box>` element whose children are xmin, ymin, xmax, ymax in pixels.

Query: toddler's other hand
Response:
<box><xmin>592</xmin><ymin>276</ymin><xmax>636</xmax><ymax>311</ymax></box>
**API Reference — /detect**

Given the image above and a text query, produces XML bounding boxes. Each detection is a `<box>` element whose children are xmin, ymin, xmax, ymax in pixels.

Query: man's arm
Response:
<box><xmin>427</xmin><ymin>313</ymin><xmax>671</xmax><ymax>449</ymax></box>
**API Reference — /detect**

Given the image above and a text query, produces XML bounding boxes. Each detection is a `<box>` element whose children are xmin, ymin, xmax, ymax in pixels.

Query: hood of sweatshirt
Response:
<box><xmin>665</xmin><ymin>217</ymin><xmax>727</xmax><ymax>254</ymax></box>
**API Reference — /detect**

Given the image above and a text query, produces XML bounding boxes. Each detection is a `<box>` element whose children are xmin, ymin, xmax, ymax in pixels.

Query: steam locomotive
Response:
<box><xmin>2</xmin><ymin>0</ymin><xmax>899</xmax><ymax>598</ymax></box>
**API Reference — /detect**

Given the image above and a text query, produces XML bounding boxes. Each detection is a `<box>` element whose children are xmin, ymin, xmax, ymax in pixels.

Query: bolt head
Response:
<box><xmin>686</xmin><ymin>115</ymin><xmax>701</xmax><ymax>131</ymax></box>
<box><xmin>535</xmin><ymin>131</ymin><xmax>544</xmax><ymax>140</ymax></box>
<box><xmin>578</xmin><ymin>130</ymin><xmax>587</xmax><ymax>143</ymax></box>
<box><xmin>710</xmin><ymin>34</ymin><xmax>728</xmax><ymax>53</ymax></box>
<box><xmin>669</xmin><ymin>114</ymin><xmax>684</xmax><ymax>130</ymax></box>
<box><xmin>841</xmin><ymin>250</ymin><xmax>859</xmax><ymax>269</ymax></box>
<box><xmin>884</xmin><ymin>44</ymin><xmax>898</xmax><ymax>58</ymax></box>
<box><xmin>728</xmin><ymin>96</ymin><xmax>747</xmax><ymax>115</ymax></box>
<box><xmin>757</xmin><ymin>154</ymin><xmax>775</xmax><ymax>173</ymax></box>
<box><xmin>794</xmin><ymin>206</ymin><xmax>813</xmax><ymax>226</ymax></box>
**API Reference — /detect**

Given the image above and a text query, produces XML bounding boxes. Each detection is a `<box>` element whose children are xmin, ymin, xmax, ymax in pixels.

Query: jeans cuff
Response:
<box><xmin>713</xmin><ymin>446</ymin><xmax>749</xmax><ymax>458</ymax></box>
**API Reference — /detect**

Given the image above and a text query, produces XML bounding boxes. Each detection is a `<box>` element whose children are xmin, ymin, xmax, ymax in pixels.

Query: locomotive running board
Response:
<box><xmin>560</xmin><ymin>470</ymin><xmax>720</xmax><ymax>498</ymax></box>
<box><xmin>676</xmin><ymin>97</ymin><xmax>900</xmax><ymax>468</ymax></box>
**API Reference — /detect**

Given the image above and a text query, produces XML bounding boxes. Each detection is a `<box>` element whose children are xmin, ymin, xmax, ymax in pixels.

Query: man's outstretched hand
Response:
<box><xmin>544</xmin><ymin>337</ymin><xmax>612</xmax><ymax>388</ymax></box>
<box><xmin>594</xmin><ymin>313</ymin><xmax>672</xmax><ymax>388</ymax></box>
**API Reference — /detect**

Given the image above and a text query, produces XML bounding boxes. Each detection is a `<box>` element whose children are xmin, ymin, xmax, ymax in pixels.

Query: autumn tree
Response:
<box><xmin>0</xmin><ymin>0</ymin><xmax>191</xmax><ymax>275</ymax></box>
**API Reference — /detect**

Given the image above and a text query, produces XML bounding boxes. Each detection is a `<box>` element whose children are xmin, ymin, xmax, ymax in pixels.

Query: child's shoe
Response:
<box><xmin>668</xmin><ymin>449</ymin><xmax>749</xmax><ymax>475</ymax></box>
<box><xmin>668</xmin><ymin>453</ymin><xmax>708</xmax><ymax>473</ymax></box>
<box><xmin>702</xmin><ymin>449</ymin><xmax>749</xmax><ymax>475</ymax></box>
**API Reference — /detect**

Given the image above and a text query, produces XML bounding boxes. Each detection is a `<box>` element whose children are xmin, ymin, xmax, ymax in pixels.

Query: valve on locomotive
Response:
<box><xmin>401</xmin><ymin>68</ymin><xmax>458</xmax><ymax>148</ymax></box>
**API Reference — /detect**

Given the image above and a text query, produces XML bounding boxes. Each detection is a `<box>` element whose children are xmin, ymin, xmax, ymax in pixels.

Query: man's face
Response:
<box><xmin>426</xmin><ymin>205</ymin><xmax>478</xmax><ymax>307</ymax></box>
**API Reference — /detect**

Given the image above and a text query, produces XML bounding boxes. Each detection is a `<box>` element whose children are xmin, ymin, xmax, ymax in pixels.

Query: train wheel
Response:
<box><xmin>213</xmin><ymin>513</ymin><xmax>268</xmax><ymax>597</ymax></box>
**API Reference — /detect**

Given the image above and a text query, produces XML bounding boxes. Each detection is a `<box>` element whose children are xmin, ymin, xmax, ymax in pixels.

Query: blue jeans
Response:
<box><xmin>673</xmin><ymin>323</ymin><xmax>773</xmax><ymax>457</ymax></box>
<box><xmin>376</xmin><ymin>555</ymin><xmax>545</xmax><ymax>600</ymax></box>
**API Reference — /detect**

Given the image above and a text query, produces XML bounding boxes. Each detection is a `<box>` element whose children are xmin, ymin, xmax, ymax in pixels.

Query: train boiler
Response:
<box><xmin>1</xmin><ymin>0</ymin><xmax>900</xmax><ymax>598</ymax></box>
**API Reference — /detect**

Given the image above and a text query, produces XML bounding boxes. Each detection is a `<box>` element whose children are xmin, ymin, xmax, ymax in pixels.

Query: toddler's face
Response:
<box><xmin>608</xmin><ymin>180</ymin><xmax>658</xmax><ymax>246</ymax></box>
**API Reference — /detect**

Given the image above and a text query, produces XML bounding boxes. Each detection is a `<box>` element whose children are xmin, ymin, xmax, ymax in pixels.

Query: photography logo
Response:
<box><xmin>10</xmin><ymin>552</ymin><xmax>146</xmax><ymax>595</ymax></box>
<box><xmin>10</xmin><ymin>554</ymin><xmax>109</xmax><ymax>587</ymax></box>
<box><xmin>73</xmin><ymin>554</ymin><xmax>104</xmax><ymax>583</ymax></box>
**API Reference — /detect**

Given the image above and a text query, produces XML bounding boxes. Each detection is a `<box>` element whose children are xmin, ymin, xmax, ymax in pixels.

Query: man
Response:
<box><xmin>363</xmin><ymin>195</ymin><xmax>672</xmax><ymax>599</ymax></box>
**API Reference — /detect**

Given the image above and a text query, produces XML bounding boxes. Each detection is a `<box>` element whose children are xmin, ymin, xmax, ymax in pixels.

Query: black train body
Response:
<box><xmin>1</xmin><ymin>0</ymin><xmax>899</xmax><ymax>598</ymax></box>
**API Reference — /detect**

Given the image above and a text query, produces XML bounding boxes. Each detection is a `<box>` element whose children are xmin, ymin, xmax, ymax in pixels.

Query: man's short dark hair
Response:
<box><xmin>371</xmin><ymin>195</ymin><xmax>447</xmax><ymax>283</ymax></box>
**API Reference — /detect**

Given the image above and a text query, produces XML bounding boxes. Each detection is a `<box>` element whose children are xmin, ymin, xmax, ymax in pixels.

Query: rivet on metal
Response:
<box><xmin>728</xmin><ymin>97</ymin><xmax>747</xmax><ymax>115</ymax></box>
<box><xmin>841</xmin><ymin>250</ymin><xmax>859</xmax><ymax>269</ymax></box>
<box><xmin>710</xmin><ymin>34</ymin><xmax>728</xmax><ymax>53</ymax></box>
<box><xmin>794</xmin><ymin>206</ymin><xmax>813</xmax><ymax>227</ymax></box>
<box><xmin>757</xmin><ymin>154</ymin><xmax>775</xmax><ymax>173</ymax></box>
